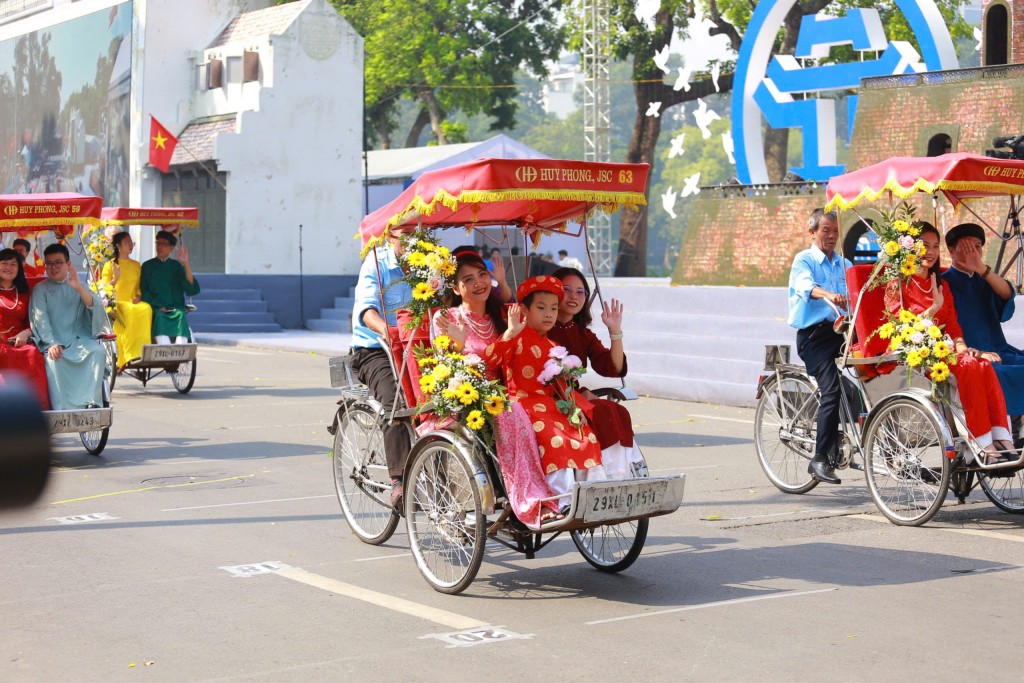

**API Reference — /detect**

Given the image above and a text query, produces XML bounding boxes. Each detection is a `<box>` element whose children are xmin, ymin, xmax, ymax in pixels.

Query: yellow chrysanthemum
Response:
<box><xmin>442</xmin><ymin>389</ymin><xmax>456</xmax><ymax>400</ymax></box>
<box><xmin>455</xmin><ymin>382</ymin><xmax>479</xmax><ymax>405</ymax></box>
<box><xmin>878</xmin><ymin>322</ymin><xmax>896</xmax><ymax>339</ymax></box>
<box><xmin>417</xmin><ymin>240</ymin><xmax>435</xmax><ymax>252</ymax></box>
<box><xmin>918</xmin><ymin>346</ymin><xmax>930</xmax><ymax>359</ymax></box>
<box><xmin>884</xmin><ymin>241</ymin><xmax>900</xmax><ymax>256</ymax></box>
<box><xmin>432</xmin><ymin>364</ymin><xmax>451</xmax><ymax>381</ymax></box>
<box><xmin>424</xmin><ymin>252</ymin><xmax>443</xmax><ymax>270</ymax></box>
<box><xmin>930</xmin><ymin>361</ymin><xmax>950</xmax><ymax>382</ymax></box>
<box><xmin>913</xmin><ymin>321</ymin><xmax>926</xmax><ymax>332</ymax></box>
<box><xmin>906</xmin><ymin>350</ymin><xmax>923</xmax><ymax>367</ymax></box>
<box><xmin>893</xmin><ymin>219</ymin><xmax>910</xmax><ymax>233</ymax></box>
<box><xmin>916</xmin><ymin>242</ymin><xmax>927</xmax><ymax>257</ymax></box>
<box><xmin>908</xmin><ymin>226</ymin><xmax>921</xmax><ymax>237</ymax></box>
<box><xmin>419</xmin><ymin>375</ymin><xmax>437</xmax><ymax>394</ymax></box>
<box><xmin>435</xmin><ymin>246</ymin><xmax>451</xmax><ymax>258</ymax></box>
<box><xmin>484</xmin><ymin>395</ymin><xmax>505</xmax><ymax>416</ymax></box>
<box><xmin>900</xmin><ymin>261</ymin><xmax>917</xmax><ymax>276</ymax></box>
<box><xmin>928</xmin><ymin>325</ymin><xmax>942</xmax><ymax>339</ymax></box>
<box><xmin>889</xmin><ymin>338</ymin><xmax>902</xmax><ymax>352</ymax></box>
<box><xmin>439</xmin><ymin>259</ymin><xmax>456</xmax><ymax>276</ymax></box>
<box><xmin>417</xmin><ymin>356</ymin><xmax>437</xmax><ymax>368</ymax></box>
<box><xmin>412</xmin><ymin>282</ymin><xmax>435</xmax><ymax>300</ymax></box>
<box><xmin>933</xmin><ymin>341</ymin><xmax>951</xmax><ymax>358</ymax></box>
<box><xmin>466</xmin><ymin>410</ymin><xmax>486</xmax><ymax>431</ymax></box>
<box><xmin>434</xmin><ymin>334</ymin><xmax>452</xmax><ymax>350</ymax></box>
<box><xmin>407</xmin><ymin>252</ymin><xmax>427</xmax><ymax>267</ymax></box>
<box><xmin>898</xmin><ymin>309</ymin><xmax>918</xmax><ymax>324</ymax></box>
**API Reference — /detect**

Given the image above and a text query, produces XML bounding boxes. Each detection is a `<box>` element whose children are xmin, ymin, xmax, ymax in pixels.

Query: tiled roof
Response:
<box><xmin>207</xmin><ymin>0</ymin><xmax>310</xmax><ymax>49</ymax></box>
<box><xmin>168</xmin><ymin>116</ymin><xmax>237</xmax><ymax>166</ymax></box>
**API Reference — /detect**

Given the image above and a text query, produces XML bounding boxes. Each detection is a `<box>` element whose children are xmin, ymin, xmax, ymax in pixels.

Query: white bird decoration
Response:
<box><xmin>668</xmin><ymin>131</ymin><xmax>686</xmax><ymax>159</ymax></box>
<box><xmin>681</xmin><ymin>172</ymin><xmax>702</xmax><ymax>198</ymax></box>
<box><xmin>692</xmin><ymin>6</ymin><xmax>718</xmax><ymax>37</ymax></box>
<box><xmin>722</xmin><ymin>131</ymin><xmax>735</xmax><ymax>164</ymax></box>
<box><xmin>653</xmin><ymin>44</ymin><xmax>672</xmax><ymax>74</ymax></box>
<box><xmin>661</xmin><ymin>186</ymin><xmax>678</xmax><ymax>219</ymax></box>
<box><xmin>693</xmin><ymin>98</ymin><xmax>720</xmax><ymax>139</ymax></box>
<box><xmin>711</xmin><ymin>63</ymin><xmax>722</xmax><ymax>92</ymax></box>
<box><xmin>974</xmin><ymin>26</ymin><xmax>983</xmax><ymax>52</ymax></box>
<box><xmin>673</xmin><ymin>63</ymin><xmax>693</xmax><ymax>92</ymax></box>
<box><xmin>646</xmin><ymin>101</ymin><xmax>662</xmax><ymax>118</ymax></box>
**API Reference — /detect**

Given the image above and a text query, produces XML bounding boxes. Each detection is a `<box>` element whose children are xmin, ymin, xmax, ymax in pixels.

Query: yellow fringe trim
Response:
<box><xmin>101</xmin><ymin>218</ymin><xmax>199</xmax><ymax>227</ymax></box>
<box><xmin>360</xmin><ymin>188</ymin><xmax>647</xmax><ymax>257</ymax></box>
<box><xmin>0</xmin><ymin>217</ymin><xmax>100</xmax><ymax>229</ymax></box>
<box><xmin>826</xmin><ymin>178</ymin><xmax>1024</xmax><ymax>212</ymax></box>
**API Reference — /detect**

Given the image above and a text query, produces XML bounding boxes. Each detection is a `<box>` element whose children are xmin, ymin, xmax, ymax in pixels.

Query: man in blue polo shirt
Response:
<box><xmin>788</xmin><ymin>208</ymin><xmax>851</xmax><ymax>485</ymax></box>
<box><xmin>351</xmin><ymin>229</ymin><xmax>413</xmax><ymax>509</ymax></box>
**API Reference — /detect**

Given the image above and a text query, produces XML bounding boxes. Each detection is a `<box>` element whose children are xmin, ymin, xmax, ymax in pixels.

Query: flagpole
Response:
<box><xmin>173</xmin><ymin>141</ymin><xmax>229</xmax><ymax>193</ymax></box>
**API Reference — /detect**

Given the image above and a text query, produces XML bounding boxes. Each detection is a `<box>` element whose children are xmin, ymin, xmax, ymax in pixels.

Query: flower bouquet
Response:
<box><xmin>81</xmin><ymin>225</ymin><xmax>117</xmax><ymax>316</ymax></box>
<box><xmin>414</xmin><ymin>334</ymin><xmax>509</xmax><ymax>444</ymax></box>
<box><xmin>537</xmin><ymin>346</ymin><xmax>587</xmax><ymax>435</ymax></box>
<box><xmin>395</xmin><ymin>227</ymin><xmax>457</xmax><ymax>330</ymax></box>
<box><xmin>871</xmin><ymin>202</ymin><xmax>927</xmax><ymax>287</ymax></box>
<box><xmin>878</xmin><ymin>308</ymin><xmax>957</xmax><ymax>400</ymax></box>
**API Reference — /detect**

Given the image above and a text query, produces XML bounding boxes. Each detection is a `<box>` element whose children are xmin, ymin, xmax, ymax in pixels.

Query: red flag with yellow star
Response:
<box><xmin>148</xmin><ymin>116</ymin><xmax>178</xmax><ymax>173</ymax></box>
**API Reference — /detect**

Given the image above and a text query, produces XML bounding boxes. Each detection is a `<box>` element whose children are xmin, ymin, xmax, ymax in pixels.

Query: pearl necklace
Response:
<box><xmin>912</xmin><ymin>276</ymin><xmax>933</xmax><ymax>294</ymax></box>
<box><xmin>0</xmin><ymin>285</ymin><xmax>17</xmax><ymax>311</ymax></box>
<box><xmin>460</xmin><ymin>307</ymin><xmax>496</xmax><ymax>340</ymax></box>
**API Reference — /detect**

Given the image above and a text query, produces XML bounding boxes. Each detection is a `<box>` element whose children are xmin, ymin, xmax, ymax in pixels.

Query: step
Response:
<box><xmin>192</xmin><ymin>288</ymin><xmax>263</xmax><ymax>301</ymax></box>
<box><xmin>334</xmin><ymin>296</ymin><xmax>355</xmax><ymax>310</ymax></box>
<box><xmin>319</xmin><ymin>308</ymin><xmax>352</xmax><ymax>321</ymax></box>
<box><xmin>194</xmin><ymin>323</ymin><xmax>283</xmax><ymax>334</ymax></box>
<box><xmin>189</xmin><ymin>311</ymin><xmax>279</xmax><ymax>326</ymax></box>
<box><xmin>192</xmin><ymin>300</ymin><xmax>269</xmax><ymax>313</ymax></box>
<box><xmin>307</xmin><ymin>318</ymin><xmax>350</xmax><ymax>333</ymax></box>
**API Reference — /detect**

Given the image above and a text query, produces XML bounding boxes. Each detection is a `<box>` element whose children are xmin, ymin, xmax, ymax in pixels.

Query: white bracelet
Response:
<box><xmin>609</xmin><ymin>333</ymin><xmax>623</xmax><ymax>341</ymax></box>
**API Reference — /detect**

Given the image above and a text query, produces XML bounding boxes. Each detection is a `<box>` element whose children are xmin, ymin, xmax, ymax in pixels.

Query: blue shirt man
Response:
<box><xmin>349</xmin><ymin>232</ymin><xmax>414</xmax><ymax>508</ymax></box>
<box><xmin>787</xmin><ymin>208</ymin><xmax>851</xmax><ymax>485</ymax></box>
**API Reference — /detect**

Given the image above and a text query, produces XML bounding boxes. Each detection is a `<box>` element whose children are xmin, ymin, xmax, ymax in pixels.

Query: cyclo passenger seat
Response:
<box><xmin>846</xmin><ymin>264</ymin><xmax>896</xmax><ymax>380</ymax></box>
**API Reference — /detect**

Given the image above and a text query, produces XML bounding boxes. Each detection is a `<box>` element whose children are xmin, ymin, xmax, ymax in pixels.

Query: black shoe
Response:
<box><xmin>808</xmin><ymin>459</ymin><xmax>841</xmax><ymax>485</ymax></box>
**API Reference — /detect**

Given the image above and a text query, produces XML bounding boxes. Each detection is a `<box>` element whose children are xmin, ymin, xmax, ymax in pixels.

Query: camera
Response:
<box><xmin>985</xmin><ymin>134</ymin><xmax>1024</xmax><ymax>160</ymax></box>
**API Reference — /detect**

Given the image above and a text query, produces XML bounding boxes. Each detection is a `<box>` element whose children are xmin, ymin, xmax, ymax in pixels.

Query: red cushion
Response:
<box><xmin>26</xmin><ymin>276</ymin><xmax>46</xmax><ymax>291</ymax></box>
<box><xmin>847</xmin><ymin>265</ymin><xmax>890</xmax><ymax>359</ymax></box>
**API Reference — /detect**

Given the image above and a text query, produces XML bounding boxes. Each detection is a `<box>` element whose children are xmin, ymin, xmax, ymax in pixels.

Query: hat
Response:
<box><xmin>945</xmin><ymin>223</ymin><xmax>985</xmax><ymax>249</ymax></box>
<box><xmin>517</xmin><ymin>275</ymin><xmax>564</xmax><ymax>303</ymax></box>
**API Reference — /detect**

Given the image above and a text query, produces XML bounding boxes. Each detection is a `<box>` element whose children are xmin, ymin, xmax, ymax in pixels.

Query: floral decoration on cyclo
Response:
<box><xmin>81</xmin><ymin>224</ymin><xmax>116</xmax><ymax>314</ymax></box>
<box><xmin>869</xmin><ymin>203</ymin><xmax>955</xmax><ymax>400</ymax></box>
<box><xmin>538</xmin><ymin>346</ymin><xmax>586</xmax><ymax>436</ymax></box>
<box><xmin>394</xmin><ymin>227</ymin><xmax>457</xmax><ymax>330</ymax></box>
<box><xmin>414</xmin><ymin>334</ymin><xmax>509</xmax><ymax>445</ymax></box>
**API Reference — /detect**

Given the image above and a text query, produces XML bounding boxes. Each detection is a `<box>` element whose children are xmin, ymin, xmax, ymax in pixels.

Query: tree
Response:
<box><xmin>325</xmin><ymin>0</ymin><xmax>566</xmax><ymax>148</ymax></box>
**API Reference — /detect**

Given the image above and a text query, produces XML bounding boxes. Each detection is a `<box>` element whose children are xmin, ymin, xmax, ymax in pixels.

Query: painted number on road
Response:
<box><xmin>219</xmin><ymin>561</ymin><xmax>293</xmax><ymax>578</ymax></box>
<box><xmin>421</xmin><ymin>626</ymin><xmax>533</xmax><ymax>648</ymax></box>
<box><xmin>49</xmin><ymin>512</ymin><xmax>119</xmax><ymax>524</ymax></box>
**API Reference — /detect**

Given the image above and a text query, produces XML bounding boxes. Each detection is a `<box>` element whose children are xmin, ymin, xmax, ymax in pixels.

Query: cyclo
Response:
<box><xmin>0</xmin><ymin>192</ymin><xmax>114</xmax><ymax>455</ymax></box>
<box><xmin>755</xmin><ymin>152</ymin><xmax>1024</xmax><ymax>526</ymax></box>
<box><xmin>328</xmin><ymin>158</ymin><xmax>685</xmax><ymax>593</ymax></box>
<box><xmin>98</xmin><ymin>206</ymin><xmax>200</xmax><ymax>394</ymax></box>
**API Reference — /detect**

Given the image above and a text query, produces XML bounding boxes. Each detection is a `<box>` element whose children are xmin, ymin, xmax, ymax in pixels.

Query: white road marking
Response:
<box><xmin>355</xmin><ymin>553</ymin><xmax>412</xmax><ymax>562</ymax></box>
<box><xmin>220</xmin><ymin>561</ymin><xmax>293</xmax><ymax>578</ymax></box>
<box><xmin>850</xmin><ymin>513</ymin><xmax>1024</xmax><ymax>543</ymax></box>
<box><xmin>274</xmin><ymin>567</ymin><xmax>487</xmax><ymax>629</ymax></box>
<box><xmin>421</xmin><ymin>626</ymin><xmax>533</xmax><ymax>648</ymax></box>
<box><xmin>680</xmin><ymin>413</ymin><xmax>755</xmax><ymax>425</ymax></box>
<box><xmin>586</xmin><ymin>588</ymin><xmax>837</xmax><ymax>625</ymax></box>
<box><xmin>162</xmin><ymin>494</ymin><xmax>334</xmax><ymax>512</ymax></box>
<box><xmin>48</xmin><ymin>512</ymin><xmax>119</xmax><ymax>525</ymax></box>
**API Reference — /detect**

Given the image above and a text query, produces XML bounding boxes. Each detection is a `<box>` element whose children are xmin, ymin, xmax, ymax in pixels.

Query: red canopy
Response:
<box><xmin>0</xmin><ymin>193</ymin><xmax>102</xmax><ymax>232</ymax></box>
<box><xmin>359</xmin><ymin>157</ymin><xmax>649</xmax><ymax>248</ymax></box>
<box><xmin>101</xmin><ymin>206</ymin><xmax>199</xmax><ymax>227</ymax></box>
<box><xmin>825</xmin><ymin>153</ymin><xmax>1024</xmax><ymax>211</ymax></box>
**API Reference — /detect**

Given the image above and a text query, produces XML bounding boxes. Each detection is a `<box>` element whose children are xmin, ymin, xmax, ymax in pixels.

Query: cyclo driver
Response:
<box><xmin>350</xmin><ymin>229</ymin><xmax>413</xmax><ymax>510</ymax></box>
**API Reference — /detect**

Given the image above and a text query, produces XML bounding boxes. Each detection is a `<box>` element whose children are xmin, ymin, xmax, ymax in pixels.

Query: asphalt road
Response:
<box><xmin>4</xmin><ymin>345</ymin><xmax>1024</xmax><ymax>682</ymax></box>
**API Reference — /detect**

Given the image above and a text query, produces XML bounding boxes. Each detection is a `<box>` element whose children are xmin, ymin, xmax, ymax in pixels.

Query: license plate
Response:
<box><xmin>141</xmin><ymin>344</ymin><xmax>195</xmax><ymax>363</ymax></box>
<box><xmin>582</xmin><ymin>480</ymin><xmax>669</xmax><ymax>523</ymax></box>
<box><xmin>45</xmin><ymin>408</ymin><xmax>113</xmax><ymax>434</ymax></box>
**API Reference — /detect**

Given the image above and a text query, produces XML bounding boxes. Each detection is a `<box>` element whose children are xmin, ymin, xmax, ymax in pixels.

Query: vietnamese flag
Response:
<box><xmin>148</xmin><ymin>116</ymin><xmax>178</xmax><ymax>173</ymax></box>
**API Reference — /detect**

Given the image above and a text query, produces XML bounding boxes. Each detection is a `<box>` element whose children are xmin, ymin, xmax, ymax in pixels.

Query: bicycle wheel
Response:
<box><xmin>405</xmin><ymin>440</ymin><xmax>485</xmax><ymax>594</ymax></box>
<box><xmin>105</xmin><ymin>341</ymin><xmax>117</xmax><ymax>392</ymax></box>
<box><xmin>979</xmin><ymin>466</ymin><xmax>1024</xmax><ymax>514</ymax></box>
<box><xmin>863</xmin><ymin>397</ymin><xmax>950</xmax><ymax>526</ymax></box>
<box><xmin>572</xmin><ymin>518</ymin><xmax>648</xmax><ymax>572</ymax></box>
<box><xmin>332</xmin><ymin>402</ymin><xmax>399</xmax><ymax>545</ymax></box>
<box><xmin>80</xmin><ymin>386</ymin><xmax>111</xmax><ymax>456</ymax></box>
<box><xmin>754</xmin><ymin>374</ymin><xmax>820</xmax><ymax>494</ymax></box>
<box><xmin>171</xmin><ymin>359</ymin><xmax>197</xmax><ymax>394</ymax></box>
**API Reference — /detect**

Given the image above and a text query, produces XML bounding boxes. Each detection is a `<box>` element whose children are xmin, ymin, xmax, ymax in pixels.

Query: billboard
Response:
<box><xmin>0</xmin><ymin>2</ymin><xmax>132</xmax><ymax>203</ymax></box>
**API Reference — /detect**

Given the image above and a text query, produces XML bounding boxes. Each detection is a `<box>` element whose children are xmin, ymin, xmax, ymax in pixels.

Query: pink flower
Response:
<box><xmin>463</xmin><ymin>353</ymin><xmax>483</xmax><ymax>366</ymax></box>
<box><xmin>911</xmin><ymin>332</ymin><xmax>924</xmax><ymax>345</ymax></box>
<box><xmin>562</xmin><ymin>354</ymin><xmax>582</xmax><ymax>369</ymax></box>
<box><xmin>538</xmin><ymin>359</ymin><xmax>561</xmax><ymax>384</ymax></box>
<box><xmin>898</xmin><ymin>236</ymin><xmax>915</xmax><ymax>249</ymax></box>
<box><xmin>549</xmin><ymin>346</ymin><xmax>568</xmax><ymax>360</ymax></box>
<box><xmin>428</xmin><ymin>276</ymin><xmax>443</xmax><ymax>291</ymax></box>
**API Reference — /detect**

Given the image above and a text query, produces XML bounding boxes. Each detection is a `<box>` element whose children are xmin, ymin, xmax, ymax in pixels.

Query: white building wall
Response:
<box><xmin>213</xmin><ymin>0</ymin><xmax>364</xmax><ymax>275</ymax></box>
